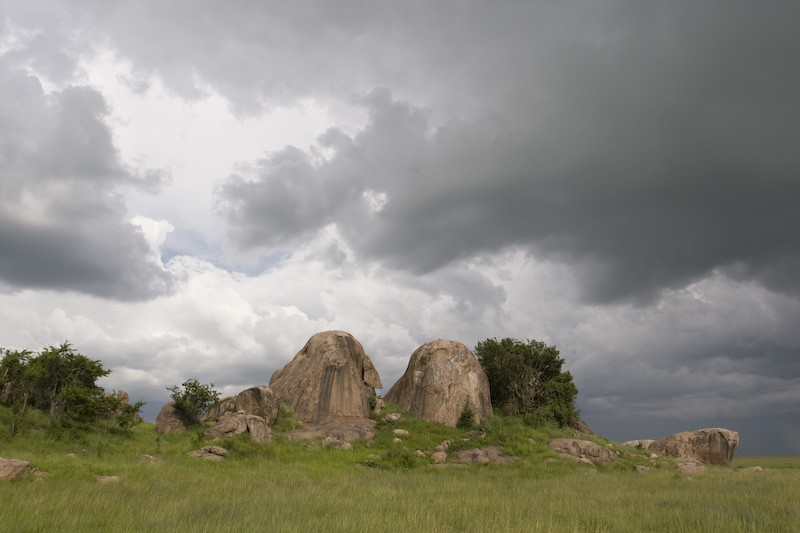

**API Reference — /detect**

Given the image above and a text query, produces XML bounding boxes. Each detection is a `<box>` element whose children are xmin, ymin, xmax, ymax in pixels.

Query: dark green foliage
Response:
<box><xmin>166</xmin><ymin>379</ymin><xmax>220</xmax><ymax>426</ymax></box>
<box><xmin>457</xmin><ymin>403</ymin><xmax>476</xmax><ymax>430</ymax></box>
<box><xmin>0</xmin><ymin>342</ymin><xmax>141</xmax><ymax>432</ymax></box>
<box><xmin>475</xmin><ymin>338</ymin><xmax>578</xmax><ymax>427</ymax></box>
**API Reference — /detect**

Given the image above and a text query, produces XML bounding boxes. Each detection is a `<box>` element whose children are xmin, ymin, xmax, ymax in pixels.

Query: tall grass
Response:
<box><xmin>1</xmin><ymin>408</ymin><xmax>798</xmax><ymax>532</ymax></box>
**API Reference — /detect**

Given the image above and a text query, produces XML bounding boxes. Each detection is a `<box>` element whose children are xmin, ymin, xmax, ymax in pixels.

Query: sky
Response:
<box><xmin>1</xmin><ymin>1</ymin><xmax>798</xmax><ymax>455</ymax></box>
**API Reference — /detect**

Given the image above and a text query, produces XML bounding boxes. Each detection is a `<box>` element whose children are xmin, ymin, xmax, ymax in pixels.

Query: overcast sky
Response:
<box><xmin>1</xmin><ymin>1</ymin><xmax>798</xmax><ymax>455</ymax></box>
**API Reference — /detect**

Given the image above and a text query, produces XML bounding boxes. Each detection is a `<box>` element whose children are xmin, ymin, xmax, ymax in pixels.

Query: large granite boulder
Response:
<box><xmin>648</xmin><ymin>428</ymin><xmax>739</xmax><ymax>466</ymax></box>
<box><xmin>548</xmin><ymin>438</ymin><xmax>618</xmax><ymax>464</ymax></box>
<box><xmin>384</xmin><ymin>339</ymin><xmax>493</xmax><ymax>427</ymax></box>
<box><xmin>235</xmin><ymin>386</ymin><xmax>279</xmax><ymax>424</ymax></box>
<box><xmin>155</xmin><ymin>402</ymin><xmax>190</xmax><ymax>435</ymax></box>
<box><xmin>204</xmin><ymin>411</ymin><xmax>274</xmax><ymax>443</ymax></box>
<box><xmin>269</xmin><ymin>331</ymin><xmax>382</xmax><ymax>424</ymax></box>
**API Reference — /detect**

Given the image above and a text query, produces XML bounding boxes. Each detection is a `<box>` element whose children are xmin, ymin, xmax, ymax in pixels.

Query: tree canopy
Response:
<box><xmin>474</xmin><ymin>337</ymin><xmax>578</xmax><ymax>427</ymax></box>
<box><xmin>167</xmin><ymin>378</ymin><xmax>220</xmax><ymax>426</ymax></box>
<box><xmin>0</xmin><ymin>342</ymin><xmax>142</xmax><ymax>432</ymax></box>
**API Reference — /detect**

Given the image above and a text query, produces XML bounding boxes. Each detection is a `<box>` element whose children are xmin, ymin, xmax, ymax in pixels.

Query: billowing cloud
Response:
<box><xmin>0</xmin><ymin>65</ymin><xmax>173</xmax><ymax>300</ymax></box>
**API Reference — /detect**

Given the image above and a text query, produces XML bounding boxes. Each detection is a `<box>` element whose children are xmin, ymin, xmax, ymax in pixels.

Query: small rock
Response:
<box><xmin>393</xmin><ymin>429</ymin><xmax>409</xmax><ymax>437</ymax></box>
<box><xmin>431</xmin><ymin>451</ymin><xmax>447</xmax><ymax>464</ymax></box>
<box><xmin>650</xmin><ymin>453</ymin><xmax>658</xmax><ymax>458</ymax></box>
<box><xmin>434</xmin><ymin>445</ymin><xmax>445</xmax><ymax>453</ymax></box>
<box><xmin>187</xmin><ymin>446</ymin><xmax>229</xmax><ymax>461</ymax></box>
<box><xmin>634</xmin><ymin>465</ymin><xmax>650</xmax><ymax>473</ymax></box>
<box><xmin>94</xmin><ymin>475</ymin><xmax>120</xmax><ymax>483</ymax></box>
<box><xmin>66</xmin><ymin>453</ymin><xmax>77</xmax><ymax>459</ymax></box>
<box><xmin>467</xmin><ymin>430</ymin><xmax>486</xmax><ymax>440</ymax></box>
<box><xmin>737</xmin><ymin>466</ymin><xmax>764</xmax><ymax>472</ymax></box>
<box><xmin>415</xmin><ymin>450</ymin><xmax>426</xmax><ymax>458</ymax></box>
<box><xmin>578</xmin><ymin>457</ymin><xmax>595</xmax><ymax>466</ymax></box>
<box><xmin>677</xmin><ymin>462</ymin><xmax>706</xmax><ymax>475</ymax></box>
<box><xmin>392</xmin><ymin>437</ymin><xmax>403</xmax><ymax>443</ymax></box>
<box><xmin>528</xmin><ymin>438</ymin><xmax>536</xmax><ymax>445</ymax></box>
<box><xmin>382</xmin><ymin>413</ymin><xmax>402</xmax><ymax>423</ymax></box>
<box><xmin>322</xmin><ymin>437</ymin><xmax>353</xmax><ymax>450</ymax></box>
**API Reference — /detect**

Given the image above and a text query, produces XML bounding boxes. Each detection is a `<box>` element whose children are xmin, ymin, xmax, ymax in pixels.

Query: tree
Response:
<box><xmin>166</xmin><ymin>379</ymin><xmax>219</xmax><ymax>426</ymax></box>
<box><xmin>474</xmin><ymin>338</ymin><xmax>578</xmax><ymax>427</ymax></box>
<box><xmin>0</xmin><ymin>342</ymin><xmax>142</xmax><ymax>431</ymax></box>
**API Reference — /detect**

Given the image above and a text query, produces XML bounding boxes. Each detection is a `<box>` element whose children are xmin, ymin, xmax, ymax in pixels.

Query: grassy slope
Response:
<box><xmin>1</xmin><ymin>406</ymin><xmax>798</xmax><ymax>532</ymax></box>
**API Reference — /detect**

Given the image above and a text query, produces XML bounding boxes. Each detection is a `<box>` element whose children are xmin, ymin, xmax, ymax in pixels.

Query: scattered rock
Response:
<box><xmin>66</xmin><ymin>453</ymin><xmax>77</xmax><ymax>459</ymax></box>
<box><xmin>140</xmin><ymin>455</ymin><xmax>161</xmax><ymax>464</ymax></box>
<box><xmin>649</xmin><ymin>428</ymin><xmax>739</xmax><ymax>467</ymax></box>
<box><xmin>381</xmin><ymin>413</ymin><xmax>402</xmax><ymax>423</ymax></box>
<box><xmin>269</xmin><ymin>331</ymin><xmax>382</xmax><ymax>424</ymax></box>
<box><xmin>737</xmin><ymin>466</ymin><xmax>764</xmax><ymax>473</ymax></box>
<box><xmin>187</xmin><ymin>446</ymin><xmax>229</xmax><ymax>462</ymax></box>
<box><xmin>155</xmin><ymin>401</ymin><xmax>190</xmax><ymax>435</ymax></box>
<box><xmin>431</xmin><ymin>451</ymin><xmax>447</xmax><ymax>464</ymax></box>
<box><xmin>384</xmin><ymin>339</ymin><xmax>493</xmax><ymax>427</ymax></box>
<box><xmin>94</xmin><ymin>475</ymin><xmax>120</xmax><ymax>483</ymax></box>
<box><xmin>0</xmin><ymin>458</ymin><xmax>34</xmax><ymax>480</ymax></box>
<box><xmin>548</xmin><ymin>439</ymin><xmax>618</xmax><ymax>464</ymax></box>
<box><xmin>467</xmin><ymin>430</ymin><xmax>486</xmax><ymax>440</ymax></box>
<box><xmin>634</xmin><ymin>465</ymin><xmax>650</xmax><ymax>473</ymax></box>
<box><xmin>622</xmin><ymin>439</ymin><xmax>655</xmax><ymax>449</ymax></box>
<box><xmin>434</xmin><ymin>444</ymin><xmax>446</xmax><ymax>453</ymax></box>
<box><xmin>677</xmin><ymin>462</ymin><xmax>706</xmax><ymax>475</ymax></box>
<box><xmin>392</xmin><ymin>437</ymin><xmax>403</xmax><ymax>443</ymax></box>
<box><xmin>650</xmin><ymin>454</ymin><xmax>658</xmax><ymax>459</ymax></box>
<box><xmin>393</xmin><ymin>429</ymin><xmax>409</xmax><ymax>437</ymax></box>
<box><xmin>415</xmin><ymin>450</ymin><xmax>426</xmax><ymax>458</ymax></box>
<box><xmin>322</xmin><ymin>437</ymin><xmax>353</xmax><ymax>450</ymax></box>
<box><xmin>235</xmin><ymin>386</ymin><xmax>279</xmax><ymax>425</ymax></box>
<box><xmin>577</xmin><ymin>457</ymin><xmax>595</xmax><ymax>466</ymax></box>
<box><xmin>455</xmin><ymin>446</ymin><xmax>517</xmax><ymax>465</ymax></box>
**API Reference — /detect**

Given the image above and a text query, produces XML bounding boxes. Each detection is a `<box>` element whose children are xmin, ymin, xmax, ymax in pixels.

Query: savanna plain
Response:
<box><xmin>1</xmin><ymin>407</ymin><xmax>798</xmax><ymax>533</ymax></box>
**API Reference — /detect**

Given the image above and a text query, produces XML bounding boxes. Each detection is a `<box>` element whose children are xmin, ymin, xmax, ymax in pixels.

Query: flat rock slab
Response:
<box><xmin>187</xmin><ymin>446</ymin><xmax>229</xmax><ymax>461</ymax></box>
<box><xmin>455</xmin><ymin>446</ymin><xmax>517</xmax><ymax>465</ymax></box>
<box><xmin>548</xmin><ymin>438</ymin><xmax>618</xmax><ymax>464</ymax></box>
<box><xmin>283</xmin><ymin>417</ymin><xmax>377</xmax><ymax>442</ymax></box>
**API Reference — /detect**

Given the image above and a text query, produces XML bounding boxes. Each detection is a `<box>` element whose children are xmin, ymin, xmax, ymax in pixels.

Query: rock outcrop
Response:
<box><xmin>201</xmin><ymin>396</ymin><xmax>236</xmax><ymax>422</ymax></box>
<box><xmin>384</xmin><ymin>339</ymin><xmax>493</xmax><ymax>427</ymax></box>
<box><xmin>155</xmin><ymin>402</ymin><xmax>190</xmax><ymax>435</ymax></box>
<box><xmin>282</xmin><ymin>418</ymin><xmax>377</xmax><ymax>442</ymax></box>
<box><xmin>187</xmin><ymin>446</ymin><xmax>229</xmax><ymax>462</ymax></box>
<box><xmin>235</xmin><ymin>386</ymin><xmax>279</xmax><ymax>425</ymax></box>
<box><xmin>648</xmin><ymin>428</ymin><xmax>739</xmax><ymax>467</ymax></box>
<box><xmin>269</xmin><ymin>331</ymin><xmax>382</xmax><ymax>424</ymax></box>
<box><xmin>204</xmin><ymin>411</ymin><xmax>274</xmax><ymax>443</ymax></box>
<box><xmin>548</xmin><ymin>438</ymin><xmax>618</xmax><ymax>464</ymax></box>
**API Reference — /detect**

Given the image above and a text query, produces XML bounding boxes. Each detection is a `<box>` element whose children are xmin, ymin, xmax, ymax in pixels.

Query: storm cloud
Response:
<box><xmin>1</xmin><ymin>0</ymin><xmax>798</xmax><ymax>454</ymax></box>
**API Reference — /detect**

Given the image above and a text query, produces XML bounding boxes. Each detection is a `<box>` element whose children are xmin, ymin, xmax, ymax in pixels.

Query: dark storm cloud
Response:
<box><xmin>0</xmin><ymin>66</ymin><xmax>173</xmax><ymax>300</ymax></box>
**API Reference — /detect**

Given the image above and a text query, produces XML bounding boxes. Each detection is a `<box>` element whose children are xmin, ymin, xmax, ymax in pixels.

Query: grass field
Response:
<box><xmin>1</xmin><ymin>409</ymin><xmax>798</xmax><ymax>532</ymax></box>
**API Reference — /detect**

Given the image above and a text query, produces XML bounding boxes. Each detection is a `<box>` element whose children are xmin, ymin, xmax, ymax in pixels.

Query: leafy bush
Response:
<box><xmin>272</xmin><ymin>402</ymin><xmax>302</xmax><ymax>432</ymax></box>
<box><xmin>475</xmin><ymin>337</ymin><xmax>578</xmax><ymax>427</ymax></box>
<box><xmin>166</xmin><ymin>379</ymin><xmax>220</xmax><ymax>426</ymax></box>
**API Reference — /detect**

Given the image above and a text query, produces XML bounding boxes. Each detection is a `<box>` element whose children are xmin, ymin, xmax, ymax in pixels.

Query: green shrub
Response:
<box><xmin>166</xmin><ymin>379</ymin><xmax>220</xmax><ymax>427</ymax></box>
<box><xmin>272</xmin><ymin>403</ymin><xmax>301</xmax><ymax>432</ymax></box>
<box><xmin>457</xmin><ymin>404</ymin><xmax>476</xmax><ymax>430</ymax></box>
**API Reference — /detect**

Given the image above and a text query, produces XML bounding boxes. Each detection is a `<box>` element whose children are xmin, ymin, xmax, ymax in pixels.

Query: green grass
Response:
<box><xmin>1</xmin><ymin>407</ymin><xmax>798</xmax><ymax>532</ymax></box>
